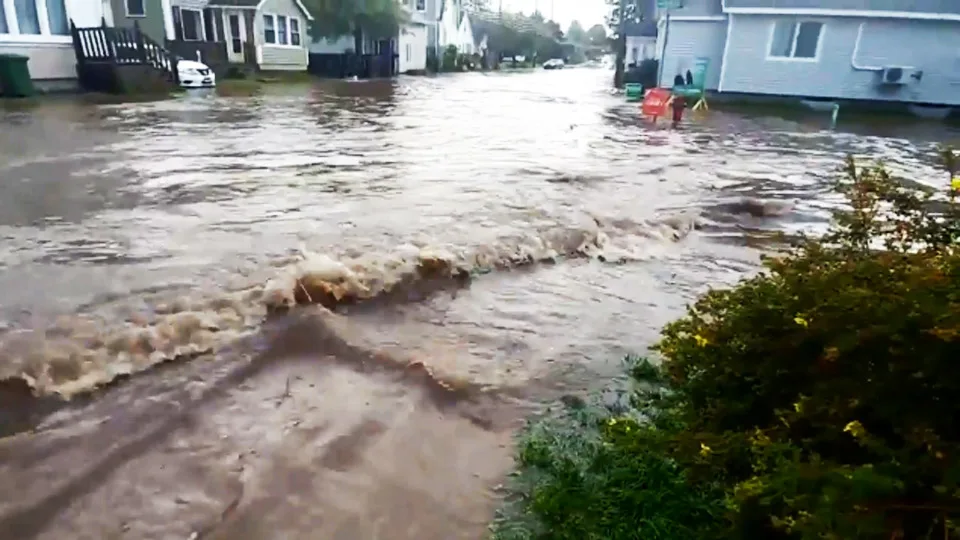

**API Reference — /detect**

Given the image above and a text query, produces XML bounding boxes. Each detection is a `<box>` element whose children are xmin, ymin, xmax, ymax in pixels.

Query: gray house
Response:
<box><xmin>107</xmin><ymin>0</ymin><xmax>168</xmax><ymax>42</ymax></box>
<box><xmin>658</xmin><ymin>0</ymin><xmax>960</xmax><ymax>108</ymax></box>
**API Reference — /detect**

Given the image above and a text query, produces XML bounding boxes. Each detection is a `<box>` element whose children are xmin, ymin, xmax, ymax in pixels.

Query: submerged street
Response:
<box><xmin>0</xmin><ymin>68</ymin><xmax>955</xmax><ymax>539</ymax></box>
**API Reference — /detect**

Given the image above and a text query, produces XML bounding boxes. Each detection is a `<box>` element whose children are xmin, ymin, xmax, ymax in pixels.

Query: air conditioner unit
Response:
<box><xmin>879</xmin><ymin>66</ymin><xmax>912</xmax><ymax>86</ymax></box>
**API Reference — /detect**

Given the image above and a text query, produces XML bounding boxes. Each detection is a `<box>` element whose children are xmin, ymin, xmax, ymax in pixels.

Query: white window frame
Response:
<box><xmin>765</xmin><ymin>19</ymin><xmax>824</xmax><ymax>62</ymax></box>
<box><xmin>289</xmin><ymin>16</ymin><xmax>300</xmax><ymax>46</ymax></box>
<box><xmin>262</xmin><ymin>13</ymin><xmax>301</xmax><ymax>48</ymax></box>
<box><xmin>0</xmin><ymin>0</ymin><xmax>71</xmax><ymax>43</ymax></box>
<box><xmin>179</xmin><ymin>7</ymin><xmax>205</xmax><ymax>42</ymax></box>
<box><xmin>125</xmin><ymin>0</ymin><xmax>145</xmax><ymax>18</ymax></box>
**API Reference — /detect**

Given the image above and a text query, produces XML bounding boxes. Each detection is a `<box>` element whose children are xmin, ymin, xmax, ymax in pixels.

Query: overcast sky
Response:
<box><xmin>498</xmin><ymin>0</ymin><xmax>608</xmax><ymax>30</ymax></box>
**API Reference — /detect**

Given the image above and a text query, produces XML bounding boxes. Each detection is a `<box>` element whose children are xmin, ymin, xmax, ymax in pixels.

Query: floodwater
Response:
<box><xmin>0</xmin><ymin>68</ymin><xmax>956</xmax><ymax>539</ymax></box>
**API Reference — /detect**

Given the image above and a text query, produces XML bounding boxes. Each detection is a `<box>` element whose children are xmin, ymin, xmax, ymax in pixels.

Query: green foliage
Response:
<box><xmin>472</xmin><ymin>11</ymin><xmax>564</xmax><ymax>60</ymax></box>
<box><xmin>494</xmin><ymin>147</ymin><xmax>960</xmax><ymax>540</ymax></box>
<box><xmin>566</xmin><ymin>20</ymin><xmax>586</xmax><ymax>44</ymax></box>
<box><xmin>585</xmin><ymin>23</ymin><xmax>607</xmax><ymax>47</ymax></box>
<box><xmin>490</xmin><ymin>359</ymin><xmax>726</xmax><ymax>540</ymax></box>
<box><xmin>656</xmin><ymin>148</ymin><xmax>960</xmax><ymax>539</ymax></box>
<box><xmin>301</xmin><ymin>0</ymin><xmax>407</xmax><ymax>41</ymax></box>
<box><xmin>441</xmin><ymin>45</ymin><xmax>459</xmax><ymax>72</ymax></box>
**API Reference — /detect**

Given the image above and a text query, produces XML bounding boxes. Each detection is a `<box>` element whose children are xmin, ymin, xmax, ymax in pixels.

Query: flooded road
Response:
<box><xmin>0</xmin><ymin>68</ymin><xmax>956</xmax><ymax>539</ymax></box>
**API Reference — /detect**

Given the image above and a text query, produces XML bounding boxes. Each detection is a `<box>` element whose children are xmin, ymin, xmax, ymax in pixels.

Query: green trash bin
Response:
<box><xmin>624</xmin><ymin>83</ymin><xmax>644</xmax><ymax>102</ymax></box>
<box><xmin>0</xmin><ymin>53</ymin><xmax>35</xmax><ymax>98</ymax></box>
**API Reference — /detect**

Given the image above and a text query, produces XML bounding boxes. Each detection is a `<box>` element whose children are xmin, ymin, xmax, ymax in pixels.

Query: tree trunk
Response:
<box><xmin>612</xmin><ymin>0</ymin><xmax>626</xmax><ymax>88</ymax></box>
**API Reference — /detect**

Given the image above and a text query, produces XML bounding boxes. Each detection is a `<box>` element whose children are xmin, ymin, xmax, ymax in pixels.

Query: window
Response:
<box><xmin>203</xmin><ymin>7</ymin><xmax>217</xmax><ymax>41</ymax></box>
<box><xmin>125</xmin><ymin>0</ymin><xmax>144</xmax><ymax>16</ymax></box>
<box><xmin>405</xmin><ymin>43</ymin><xmax>411</xmax><ymax>61</ymax></box>
<box><xmin>769</xmin><ymin>20</ymin><xmax>823</xmax><ymax>60</ymax></box>
<box><xmin>416</xmin><ymin>0</ymin><xmax>425</xmax><ymax>10</ymax></box>
<box><xmin>263</xmin><ymin>13</ymin><xmax>275</xmax><ymax>44</ymax></box>
<box><xmin>45</xmin><ymin>0</ymin><xmax>68</xmax><ymax>34</ymax></box>
<box><xmin>179</xmin><ymin>8</ymin><xmax>202</xmax><ymax>41</ymax></box>
<box><xmin>290</xmin><ymin>17</ymin><xmax>300</xmax><ymax>46</ymax></box>
<box><xmin>13</xmin><ymin>0</ymin><xmax>41</xmax><ymax>34</ymax></box>
<box><xmin>277</xmin><ymin>14</ymin><xmax>287</xmax><ymax>44</ymax></box>
<box><xmin>1</xmin><ymin>0</ymin><xmax>69</xmax><ymax>38</ymax></box>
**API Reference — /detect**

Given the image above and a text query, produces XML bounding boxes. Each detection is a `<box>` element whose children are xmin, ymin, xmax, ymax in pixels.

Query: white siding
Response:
<box><xmin>658</xmin><ymin>19</ymin><xmax>727</xmax><ymax>89</ymax></box>
<box><xmin>399</xmin><ymin>23</ymin><xmax>427</xmax><ymax>72</ymax></box>
<box><xmin>0</xmin><ymin>0</ymin><xmax>102</xmax><ymax>83</ymax></box>
<box><xmin>255</xmin><ymin>0</ymin><xmax>309</xmax><ymax>70</ymax></box>
<box><xmin>720</xmin><ymin>15</ymin><xmax>960</xmax><ymax>105</ymax></box>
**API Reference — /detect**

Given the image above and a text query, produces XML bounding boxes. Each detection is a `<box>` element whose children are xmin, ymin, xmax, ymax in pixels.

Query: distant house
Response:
<box><xmin>437</xmin><ymin>0</ymin><xmax>461</xmax><ymax>51</ymax></box>
<box><xmin>105</xmin><ymin>0</ymin><xmax>170</xmax><ymax>42</ymax></box>
<box><xmin>0</xmin><ymin>0</ymin><xmax>106</xmax><ymax>90</ymax></box>
<box><xmin>399</xmin><ymin>0</ymin><xmax>429</xmax><ymax>72</ymax></box>
<box><xmin>656</xmin><ymin>0</ymin><xmax>960</xmax><ymax>107</ymax></box>
<box><xmin>179</xmin><ymin>0</ymin><xmax>313</xmax><ymax>71</ymax></box>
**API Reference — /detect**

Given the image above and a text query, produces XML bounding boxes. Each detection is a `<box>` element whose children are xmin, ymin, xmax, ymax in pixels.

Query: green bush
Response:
<box><xmin>493</xmin><ymin>148</ymin><xmax>960</xmax><ymax>540</ymax></box>
<box><xmin>441</xmin><ymin>45</ymin><xmax>459</xmax><ymax>72</ymax></box>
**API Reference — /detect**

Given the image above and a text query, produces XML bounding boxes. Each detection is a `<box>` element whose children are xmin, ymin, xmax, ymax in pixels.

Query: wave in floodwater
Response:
<box><xmin>0</xmin><ymin>211</ymin><xmax>699</xmax><ymax>400</ymax></box>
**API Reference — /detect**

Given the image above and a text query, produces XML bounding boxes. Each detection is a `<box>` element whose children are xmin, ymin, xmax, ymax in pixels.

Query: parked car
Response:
<box><xmin>178</xmin><ymin>60</ymin><xmax>216</xmax><ymax>89</ymax></box>
<box><xmin>543</xmin><ymin>58</ymin><xmax>565</xmax><ymax>70</ymax></box>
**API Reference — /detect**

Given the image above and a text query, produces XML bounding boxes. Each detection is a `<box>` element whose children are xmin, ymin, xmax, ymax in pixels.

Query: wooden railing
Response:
<box><xmin>71</xmin><ymin>19</ymin><xmax>179</xmax><ymax>85</ymax></box>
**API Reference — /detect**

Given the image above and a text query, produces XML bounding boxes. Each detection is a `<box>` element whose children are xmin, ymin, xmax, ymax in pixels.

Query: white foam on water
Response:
<box><xmin>0</xmin><ymin>211</ymin><xmax>701</xmax><ymax>400</ymax></box>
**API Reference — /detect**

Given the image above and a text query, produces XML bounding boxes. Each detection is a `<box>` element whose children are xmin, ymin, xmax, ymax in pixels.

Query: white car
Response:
<box><xmin>543</xmin><ymin>58</ymin><xmax>565</xmax><ymax>70</ymax></box>
<box><xmin>177</xmin><ymin>60</ymin><xmax>216</xmax><ymax>89</ymax></box>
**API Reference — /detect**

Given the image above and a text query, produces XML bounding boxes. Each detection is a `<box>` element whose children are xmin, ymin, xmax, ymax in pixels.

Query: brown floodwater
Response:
<box><xmin>0</xmin><ymin>68</ymin><xmax>956</xmax><ymax>539</ymax></box>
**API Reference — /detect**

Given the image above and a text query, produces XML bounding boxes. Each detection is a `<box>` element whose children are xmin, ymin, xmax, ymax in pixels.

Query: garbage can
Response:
<box><xmin>624</xmin><ymin>83</ymin><xmax>643</xmax><ymax>102</ymax></box>
<box><xmin>0</xmin><ymin>54</ymin><xmax>35</xmax><ymax>98</ymax></box>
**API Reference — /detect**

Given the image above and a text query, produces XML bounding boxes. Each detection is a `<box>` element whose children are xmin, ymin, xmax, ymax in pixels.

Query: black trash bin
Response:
<box><xmin>0</xmin><ymin>54</ymin><xmax>36</xmax><ymax>98</ymax></box>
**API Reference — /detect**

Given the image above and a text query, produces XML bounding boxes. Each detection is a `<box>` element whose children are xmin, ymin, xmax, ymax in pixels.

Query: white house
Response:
<box><xmin>437</xmin><ymin>0</ymin><xmax>460</xmax><ymax>51</ymax></box>
<box><xmin>396</xmin><ymin>0</ymin><xmax>428</xmax><ymax>72</ymax></box>
<box><xmin>0</xmin><ymin>0</ymin><xmax>105</xmax><ymax>90</ymax></box>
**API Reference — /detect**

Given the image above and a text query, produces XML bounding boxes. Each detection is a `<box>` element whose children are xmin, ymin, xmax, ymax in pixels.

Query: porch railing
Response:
<box><xmin>71</xmin><ymin>19</ymin><xmax>179</xmax><ymax>85</ymax></box>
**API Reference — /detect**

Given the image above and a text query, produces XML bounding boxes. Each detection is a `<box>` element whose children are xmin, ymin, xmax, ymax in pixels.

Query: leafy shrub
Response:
<box><xmin>494</xmin><ymin>148</ymin><xmax>960</xmax><ymax>540</ymax></box>
<box><xmin>441</xmin><ymin>45</ymin><xmax>459</xmax><ymax>72</ymax></box>
<box><xmin>656</xmin><ymin>150</ymin><xmax>960</xmax><ymax>539</ymax></box>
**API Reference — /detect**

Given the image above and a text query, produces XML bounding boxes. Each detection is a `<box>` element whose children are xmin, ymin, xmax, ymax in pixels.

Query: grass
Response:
<box><xmin>490</xmin><ymin>357</ymin><xmax>726</xmax><ymax>540</ymax></box>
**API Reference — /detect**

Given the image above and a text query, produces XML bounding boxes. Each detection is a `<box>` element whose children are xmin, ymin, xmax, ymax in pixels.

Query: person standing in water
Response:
<box><xmin>671</xmin><ymin>74</ymin><xmax>687</xmax><ymax>128</ymax></box>
<box><xmin>671</xmin><ymin>94</ymin><xmax>686</xmax><ymax>128</ymax></box>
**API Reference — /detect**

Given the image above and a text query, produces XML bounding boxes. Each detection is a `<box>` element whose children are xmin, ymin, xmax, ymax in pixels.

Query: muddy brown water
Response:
<box><xmin>0</xmin><ymin>69</ymin><xmax>956</xmax><ymax>539</ymax></box>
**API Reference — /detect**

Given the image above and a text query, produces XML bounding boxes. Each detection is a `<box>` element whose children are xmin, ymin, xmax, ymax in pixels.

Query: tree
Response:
<box><xmin>302</xmin><ymin>0</ymin><xmax>408</xmax><ymax>53</ymax></box>
<box><xmin>586</xmin><ymin>23</ymin><xmax>607</xmax><ymax>46</ymax></box>
<box><xmin>605</xmin><ymin>0</ymin><xmax>638</xmax><ymax>87</ymax></box>
<box><xmin>566</xmin><ymin>20</ymin><xmax>586</xmax><ymax>43</ymax></box>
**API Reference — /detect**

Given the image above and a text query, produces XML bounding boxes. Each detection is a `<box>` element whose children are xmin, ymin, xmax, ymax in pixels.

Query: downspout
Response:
<box><xmin>851</xmin><ymin>21</ymin><xmax>882</xmax><ymax>71</ymax></box>
<box><xmin>718</xmin><ymin>12</ymin><xmax>732</xmax><ymax>92</ymax></box>
<box><xmin>656</xmin><ymin>10</ymin><xmax>670</xmax><ymax>86</ymax></box>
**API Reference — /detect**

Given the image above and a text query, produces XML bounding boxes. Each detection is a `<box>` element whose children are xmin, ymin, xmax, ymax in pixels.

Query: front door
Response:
<box><xmin>224</xmin><ymin>12</ymin><xmax>245</xmax><ymax>63</ymax></box>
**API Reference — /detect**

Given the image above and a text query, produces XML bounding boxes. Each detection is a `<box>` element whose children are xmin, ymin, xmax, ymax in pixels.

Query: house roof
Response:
<box><xmin>206</xmin><ymin>0</ymin><xmax>315</xmax><ymax>20</ymax></box>
<box><xmin>723</xmin><ymin>0</ymin><xmax>960</xmax><ymax>16</ymax></box>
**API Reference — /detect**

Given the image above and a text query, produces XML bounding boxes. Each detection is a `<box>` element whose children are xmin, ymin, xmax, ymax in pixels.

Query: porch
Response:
<box><xmin>166</xmin><ymin>6</ymin><xmax>257</xmax><ymax>75</ymax></box>
<box><xmin>71</xmin><ymin>19</ymin><xmax>180</xmax><ymax>94</ymax></box>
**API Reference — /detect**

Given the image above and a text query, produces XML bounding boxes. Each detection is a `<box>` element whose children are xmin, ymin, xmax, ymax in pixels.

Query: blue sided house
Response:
<box><xmin>655</xmin><ymin>0</ymin><xmax>960</xmax><ymax>111</ymax></box>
